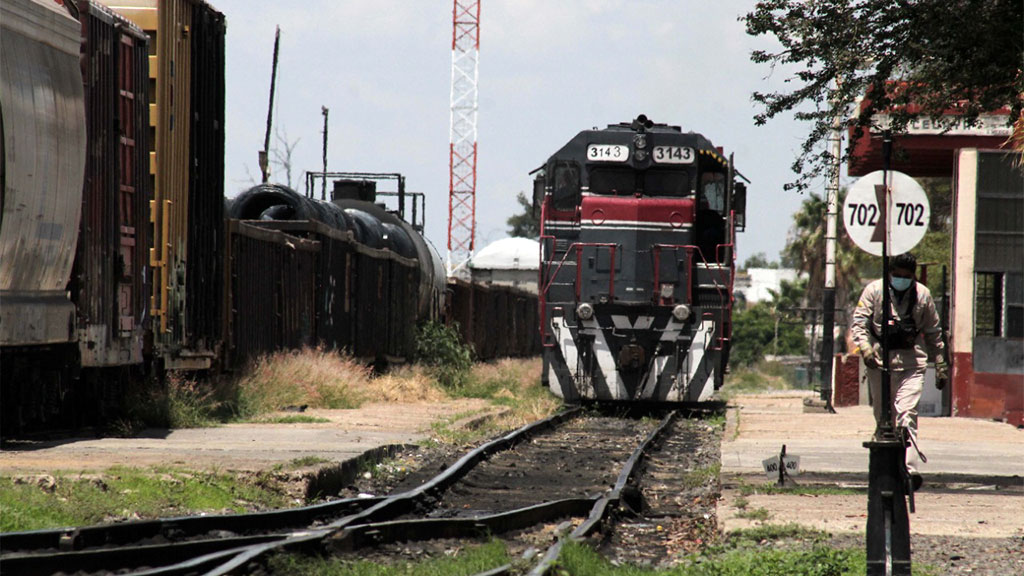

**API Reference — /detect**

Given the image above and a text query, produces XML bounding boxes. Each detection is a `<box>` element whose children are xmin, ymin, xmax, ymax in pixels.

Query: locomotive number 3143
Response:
<box><xmin>653</xmin><ymin>146</ymin><xmax>694</xmax><ymax>164</ymax></box>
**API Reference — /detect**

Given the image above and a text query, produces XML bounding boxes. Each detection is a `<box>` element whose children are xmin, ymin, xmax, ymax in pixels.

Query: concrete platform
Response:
<box><xmin>722</xmin><ymin>391</ymin><xmax>1024</xmax><ymax>479</ymax></box>
<box><xmin>0</xmin><ymin>400</ymin><xmax>496</xmax><ymax>473</ymax></box>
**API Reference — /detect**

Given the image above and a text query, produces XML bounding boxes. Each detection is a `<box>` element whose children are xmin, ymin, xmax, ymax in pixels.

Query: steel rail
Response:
<box><xmin>0</xmin><ymin>407</ymin><xmax>583</xmax><ymax>576</ymax></box>
<box><xmin>524</xmin><ymin>409</ymin><xmax>680</xmax><ymax>576</ymax></box>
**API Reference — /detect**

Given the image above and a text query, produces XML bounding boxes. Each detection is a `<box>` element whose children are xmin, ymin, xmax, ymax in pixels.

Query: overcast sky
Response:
<box><xmin>215</xmin><ymin>0</ymin><xmax>832</xmax><ymax>265</ymax></box>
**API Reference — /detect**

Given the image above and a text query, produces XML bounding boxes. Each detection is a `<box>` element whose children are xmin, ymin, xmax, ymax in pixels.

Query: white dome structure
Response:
<box><xmin>469</xmin><ymin>237</ymin><xmax>540</xmax><ymax>271</ymax></box>
<box><xmin>468</xmin><ymin>237</ymin><xmax>540</xmax><ymax>293</ymax></box>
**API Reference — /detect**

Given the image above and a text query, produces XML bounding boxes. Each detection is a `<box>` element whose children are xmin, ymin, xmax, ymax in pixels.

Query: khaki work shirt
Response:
<box><xmin>850</xmin><ymin>279</ymin><xmax>945</xmax><ymax>370</ymax></box>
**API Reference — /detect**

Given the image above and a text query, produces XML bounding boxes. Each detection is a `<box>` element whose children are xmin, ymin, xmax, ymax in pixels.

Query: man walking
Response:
<box><xmin>850</xmin><ymin>252</ymin><xmax>948</xmax><ymax>489</ymax></box>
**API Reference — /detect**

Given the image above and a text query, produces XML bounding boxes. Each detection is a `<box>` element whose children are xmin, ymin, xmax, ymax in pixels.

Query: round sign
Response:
<box><xmin>843</xmin><ymin>170</ymin><xmax>929</xmax><ymax>256</ymax></box>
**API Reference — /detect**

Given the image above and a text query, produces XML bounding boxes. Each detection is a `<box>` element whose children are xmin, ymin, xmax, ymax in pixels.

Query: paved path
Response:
<box><xmin>722</xmin><ymin>391</ymin><xmax>1024</xmax><ymax>479</ymax></box>
<box><xmin>0</xmin><ymin>400</ymin><xmax>493</xmax><ymax>473</ymax></box>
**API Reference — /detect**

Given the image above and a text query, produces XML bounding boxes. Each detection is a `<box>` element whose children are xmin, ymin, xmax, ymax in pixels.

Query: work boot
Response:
<box><xmin>910</xmin><ymin>473</ymin><xmax>923</xmax><ymax>492</ymax></box>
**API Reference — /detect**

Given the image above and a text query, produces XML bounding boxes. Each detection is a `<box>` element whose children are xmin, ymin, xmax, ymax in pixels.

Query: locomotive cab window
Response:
<box><xmin>589</xmin><ymin>167</ymin><xmax>634</xmax><ymax>196</ymax></box>
<box><xmin>700</xmin><ymin>172</ymin><xmax>727</xmax><ymax>213</ymax></box>
<box><xmin>551</xmin><ymin>161</ymin><xmax>581</xmax><ymax>210</ymax></box>
<box><xmin>645</xmin><ymin>169</ymin><xmax>689</xmax><ymax>197</ymax></box>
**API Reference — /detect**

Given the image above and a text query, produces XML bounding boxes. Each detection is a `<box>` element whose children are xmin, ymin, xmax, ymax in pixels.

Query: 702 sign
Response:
<box><xmin>843</xmin><ymin>170</ymin><xmax>930</xmax><ymax>257</ymax></box>
<box><xmin>847</xmin><ymin>202</ymin><xmax>926</xmax><ymax>228</ymax></box>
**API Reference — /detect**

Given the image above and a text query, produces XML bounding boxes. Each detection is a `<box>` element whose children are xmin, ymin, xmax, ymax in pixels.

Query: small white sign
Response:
<box><xmin>762</xmin><ymin>454</ymin><xmax>801</xmax><ymax>478</ymax></box>
<box><xmin>652</xmin><ymin>146</ymin><xmax>695</xmax><ymax>164</ymax></box>
<box><xmin>587</xmin><ymin>144</ymin><xmax>629</xmax><ymax>162</ymax></box>
<box><xmin>844</xmin><ymin>170</ymin><xmax>930</xmax><ymax>257</ymax></box>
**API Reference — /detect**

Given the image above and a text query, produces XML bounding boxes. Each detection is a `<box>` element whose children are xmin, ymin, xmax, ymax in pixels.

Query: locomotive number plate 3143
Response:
<box><xmin>587</xmin><ymin>144</ymin><xmax>630</xmax><ymax>162</ymax></box>
<box><xmin>652</xmin><ymin>146</ymin><xmax>694</xmax><ymax>164</ymax></box>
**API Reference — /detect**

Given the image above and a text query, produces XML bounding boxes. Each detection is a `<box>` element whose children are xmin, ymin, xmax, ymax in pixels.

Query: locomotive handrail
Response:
<box><xmin>650</xmin><ymin>242</ymin><xmax>734</xmax><ymax>352</ymax></box>
<box><xmin>538</xmin><ymin>239</ymin><xmax>618</xmax><ymax>347</ymax></box>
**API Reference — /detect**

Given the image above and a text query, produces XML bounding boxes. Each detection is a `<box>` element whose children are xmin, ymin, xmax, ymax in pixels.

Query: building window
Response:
<box><xmin>975</xmin><ymin>272</ymin><xmax>1002</xmax><ymax>337</ymax></box>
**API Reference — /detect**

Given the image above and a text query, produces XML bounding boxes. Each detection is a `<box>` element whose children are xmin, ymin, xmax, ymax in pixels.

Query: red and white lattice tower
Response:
<box><xmin>447</xmin><ymin>0</ymin><xmax>480</xmax><ymax>274</ymax></box>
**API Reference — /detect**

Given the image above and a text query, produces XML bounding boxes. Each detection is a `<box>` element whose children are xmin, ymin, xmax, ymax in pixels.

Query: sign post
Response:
<box><xmin>845</xmin><ymin>133</ymin><xmax>929</xmax><ymax>576</ymax></box>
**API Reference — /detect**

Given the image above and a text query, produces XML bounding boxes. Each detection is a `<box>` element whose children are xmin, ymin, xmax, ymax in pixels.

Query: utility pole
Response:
<box><xmin>260</xmin><ymin>26</ymin><xmax>281</xmax><ymax>184</ymax></box>
<box><xmin>821</xmin><ymin>79</ymin><xmax>841</xmax><ymax>412</ymax></box>
<box><xmin>447</xmin><ymin>0</ymin><xmax>480</xmax><ymax>275</ymax></box>
<box><xmin>321</xmin><ymin>106</ymin><xmax>329</xmax><ymax>200</ymax></box>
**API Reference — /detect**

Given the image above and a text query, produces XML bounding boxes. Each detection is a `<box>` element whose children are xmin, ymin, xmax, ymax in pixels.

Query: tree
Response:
<box><xmin>270</xmin><ymin>127</ymin><xmax>300</xmax><ymax>189</ymax></box>
<box><xmin>743</xmin><ymin>0</ymin><xmax>1023</xmax><ymax>191</ymax></box>
<box><xmin>506</xmin><ymin>192</ymin><xmax>540</xmax><ymax>238</ymax></box>
<box><xmin>731</xmin><ymin>279</ymin><xmax>809</xmax><ymax>366</ymax></box>
<box><xmin>782</xmin><ymin>189</ymin><xmax>867</xmax><ymax>311</ymax></box>
<box><xmin>742</xmin><ymin>252</ymin><xmax>779</xmax><ymax>271</ymax></box>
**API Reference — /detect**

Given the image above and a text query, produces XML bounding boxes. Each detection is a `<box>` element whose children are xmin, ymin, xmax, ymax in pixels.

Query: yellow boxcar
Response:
<box><xmin>99</xmin><ymin>0</ymin><xmax>225</xmax><ymax>368</ymax></box>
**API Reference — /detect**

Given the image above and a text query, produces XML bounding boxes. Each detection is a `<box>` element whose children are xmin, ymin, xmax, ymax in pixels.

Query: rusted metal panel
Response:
<box><xmin>184</xmin><ymin>0</ymin><xmax>225</xmax><ymax>353</ymax></box>
<box><xmin>0</xmin><ymin>0</ymin><xmax>86</xmax><ymax>346</ymax></box>
<box><xmin>225</xmin><ymin>221</ymin><xmax>318</xmax><ymax>368</ymax></box>
<box><xmin>72</xmin><ymin>1</ymin><xmax>150</xmax><ymax>366</ymax></box>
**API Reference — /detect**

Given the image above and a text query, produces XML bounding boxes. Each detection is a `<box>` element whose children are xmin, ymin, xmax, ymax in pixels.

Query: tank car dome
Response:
<box><xmin>469</xmin><ymin>237</ymin><xmax>540</xmax><ymax>270</ymax></box>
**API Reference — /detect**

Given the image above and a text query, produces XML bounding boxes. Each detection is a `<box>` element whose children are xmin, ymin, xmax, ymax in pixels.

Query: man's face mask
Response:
<box><xmin>890</xmin><ymin>276</ymin><xmax>913</xmax><ymax>291</ymax></box>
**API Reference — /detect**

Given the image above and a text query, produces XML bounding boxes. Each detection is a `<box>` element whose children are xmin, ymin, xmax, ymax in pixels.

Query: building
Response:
<box><xmin>733</xmin><ymin>268</ymin><xmax>800</xmax><ymax>306</ymax></box>
<box><xmin>468</xmin><ymin>237</ymin><xmax>540</xmax><ymax>294</ymax></box>
<box><xmin>950</xmin><ymin>149</ymin><xmax>1023</xmax><ymax>426</ymax></box>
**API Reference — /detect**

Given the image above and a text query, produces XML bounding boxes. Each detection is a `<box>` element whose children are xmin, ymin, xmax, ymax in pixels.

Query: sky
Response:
<box><xmin>214</xmin><ymin>0</ymin><xmax>829</xmax><ymax>266</ymax></box>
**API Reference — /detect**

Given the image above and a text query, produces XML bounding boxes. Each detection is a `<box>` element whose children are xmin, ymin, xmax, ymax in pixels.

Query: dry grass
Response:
<box><xmin>361</xmin><ymin>364</ymin><xmax>449</xmax><ymax>403</ymax></box>
<box><xmin>229</xmin><ymin>349</ymin><xmax>557</xmax><ymax>428</ymax></box>
<box><xmin>232</xmin><ymin>348</ymin><xmax>372</xmax><ymax>416</ymax></box>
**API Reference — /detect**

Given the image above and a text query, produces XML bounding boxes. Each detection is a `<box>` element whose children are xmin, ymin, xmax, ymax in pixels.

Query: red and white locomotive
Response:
<box><xmin>536</xmin><ymin>115</ymin><xmax>747</xmax><ymax>402</ymax></box>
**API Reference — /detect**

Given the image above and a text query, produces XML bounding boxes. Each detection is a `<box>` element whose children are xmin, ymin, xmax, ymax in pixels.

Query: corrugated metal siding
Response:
<box><xmin>72</xmin><ymin>1</ymin><xmax>150</xmax><ymax>366</ymax></box>
<box><xmin>226</xmin><ymin>221</ymin><xmax>317</xmax><ymax>368</ymax></box>
<box><xmin>0</xmin><ymin>0</ymin><xmax>86</xmax><ymax>345</ymax></box>
<box><xmin>184</xmin><ymin>1</ymin><xmax>225</xmax><ymax>351</ymax></box>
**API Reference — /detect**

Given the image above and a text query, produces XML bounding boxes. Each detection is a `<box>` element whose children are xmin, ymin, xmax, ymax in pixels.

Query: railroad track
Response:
<box><xmin>0</xmin><ymin>405</ymin><xmax>720</xmax><ymax>575</ymax></box>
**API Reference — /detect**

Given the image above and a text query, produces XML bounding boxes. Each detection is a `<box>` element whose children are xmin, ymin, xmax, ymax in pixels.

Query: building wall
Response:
<box><xmin>951</xmin><ymin>149</ymin><xmax>1024</xmax><ymax>426</ymax></box>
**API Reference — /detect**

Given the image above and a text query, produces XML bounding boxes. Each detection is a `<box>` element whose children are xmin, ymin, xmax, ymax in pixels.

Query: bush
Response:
<box><xmin>415</xmin><ymin>321</ymin><xmax>474</xmax><ymax>390</ymax></box>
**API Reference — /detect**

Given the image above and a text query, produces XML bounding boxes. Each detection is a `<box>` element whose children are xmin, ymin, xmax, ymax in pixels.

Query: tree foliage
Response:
<box><xmin>731</xmin><ymin>279</ymin><xmax>809</xmax><ymax>366</ymax></box>
<box><xmin>742</xmin><ymin>252</ymin><xmax>780</xmax><ymax>270</ymax></box>
<box><xmin>743</xmin><ymin>0</ymin><xmax>1023</xmax><ymax>191</ymax></box>
<box><xmin>506</xmin><ymin>191</ymin><xmax>540</xmax><ymax>238</ymax></box>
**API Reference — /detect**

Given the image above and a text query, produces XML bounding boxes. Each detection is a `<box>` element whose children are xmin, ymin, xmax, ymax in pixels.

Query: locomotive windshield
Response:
<box><xmin>588</xmin><ymin>167</ymin><xmax>689</xmax><ymax>197</ymax></box>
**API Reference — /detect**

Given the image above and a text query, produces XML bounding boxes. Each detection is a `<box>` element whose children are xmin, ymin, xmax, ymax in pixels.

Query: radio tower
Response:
<box><xmin>447</xmin><ymin>0</ymin><xmax>480</xmax><ymax>275</ymax></box>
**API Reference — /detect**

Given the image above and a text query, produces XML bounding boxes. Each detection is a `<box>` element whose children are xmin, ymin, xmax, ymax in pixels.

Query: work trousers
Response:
<box><xmin>867</xmin><ymin>366</ymin><xmax>924</xmax><ymax>473</ymax></box>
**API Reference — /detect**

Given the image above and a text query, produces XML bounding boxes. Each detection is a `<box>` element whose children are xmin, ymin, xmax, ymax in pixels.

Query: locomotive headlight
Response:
<box><xmin>671</xmin><ymin>304</ymin><xmax>691</xmax><ymax>322</ymax></box>
<box><xmin>576</xmin><ymin>302</ymin><xmax>595</xmax><ymax>321</ymax></box>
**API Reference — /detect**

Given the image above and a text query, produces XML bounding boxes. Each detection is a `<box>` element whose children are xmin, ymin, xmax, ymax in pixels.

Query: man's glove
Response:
<box><xmin>859</xmin><ymin>342</ymin><xmax>881</xmax><ymax>369</ymax></box>
<box><xmin>934</xmin><ymin>360</ymin><xmax>949</xmax><ymax>390</ymax></box>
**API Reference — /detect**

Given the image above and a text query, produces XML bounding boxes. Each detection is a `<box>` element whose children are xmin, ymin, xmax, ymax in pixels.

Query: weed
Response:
<box><xmin>681</xmin><ymin>463</ymin><xmax>721</xmax><ymax>490</ymax></box>
<box><xmin>0</xmin><ymin>467</ymin><xmax>291</xmax><ymax>532</ymax></box>
<box><xmin>415</xmin><ymin>321</ymin><xmax>474</xmax><ymax>390</ymax></box>
<box><xmin>733</xmin><ymin>495</ymin><xmax>749</xmax><ymax>510</ymax></box>
<box><xmin>736</xmin><ymin>480</ymin><xmax>863</xmax><ymax>497</ymax></box>
<box><xmin>735</xmin><ymin>506</ymin><xmax>772</xmax><ymax>521</ymax></box>
<box><xmin>266</xmin><ymin>538</ymin><xmax>510</xmax><ymax>575</ymax></box>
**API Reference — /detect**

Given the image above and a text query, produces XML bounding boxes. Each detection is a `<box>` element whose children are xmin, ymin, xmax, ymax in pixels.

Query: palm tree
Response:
<box><xmin>782</xmin><ymin>190</ymin><xmax>868</xmax><ymax>347</ymax></box>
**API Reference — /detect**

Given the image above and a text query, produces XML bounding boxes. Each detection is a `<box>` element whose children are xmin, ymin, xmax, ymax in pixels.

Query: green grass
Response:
<box><xmin>736</xmin><ymin>480</ymin><xmax>864</xmax><ymax>497</ymax></box>
<box><xmin>681</xmin><ymin>463</ymin><xmax>721</xmax><ymax>490</ymax></box>
<box><xmin>735</xmin><ymin>507</ymin><xmax>771</xmax><ymax>521</ymax></box>
<box><xmin>273</xmin><ymin>456</ymin><xmax>332</xmax><ymax>470</ymax></box>
<box><xmin>721</xmin><ymin>361</ymin><xmax>798</xmax><ymax>400</ymax></box>
<box><xmin>266</xmin><ymin>538</ymin><xmax>512</xmax><ymax>575</ymax></box>
<box><xmin>0</xmin><ymin>467</ymin><xmax>291</xmax><ymax>532</ymax></box>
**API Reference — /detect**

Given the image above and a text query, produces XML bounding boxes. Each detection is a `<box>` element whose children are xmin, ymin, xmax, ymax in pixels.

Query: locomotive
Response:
<box><xmin>536</xmin><ymin>116</ymin><xmax>747</xmax><ymax>402</ymax></box>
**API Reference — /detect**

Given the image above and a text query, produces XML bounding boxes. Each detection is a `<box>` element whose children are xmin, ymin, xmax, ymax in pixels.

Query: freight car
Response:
<box><xmin>536</xmin><ymin>115</ymin><xmax>747</xmax><ymax>402</ymax></box>
<box><xmin>1</xmin><ymin>0</ymin><xmax>223</xmax><ymax>434</ymax></box>
<box><xmin>0</xmin><ymin>0</ymin><xmax>538</xmax><ymax>437</ymax></box>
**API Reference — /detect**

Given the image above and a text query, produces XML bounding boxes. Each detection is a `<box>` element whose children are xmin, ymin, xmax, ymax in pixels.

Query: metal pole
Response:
<box><xmin>864</xmin><ymin>130</ymin><xmax>911</xmax><ymax>576</ymax></box>
<box><xmin>821</xmin><ymin>80</ymin><xmax>841</xmax><ymax>411</ymax></box>
<box><xmin>260</xmin><ymin>26</ymin><xmax>281</xmax><ymax>184</ymax></box>
<box><xmin>321</xmin><ymin>106</ymin><xmax>329</xmax><ymax>200</ymax></box>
